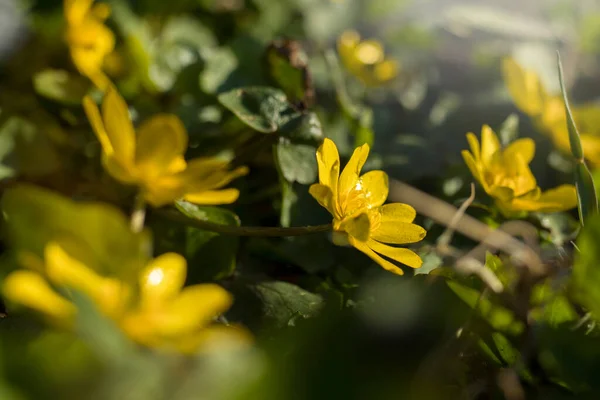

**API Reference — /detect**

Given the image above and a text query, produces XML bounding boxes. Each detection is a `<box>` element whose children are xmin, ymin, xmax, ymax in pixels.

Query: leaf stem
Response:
<box><xmin>130</xmin><ymin>195</ymin><xmax>146</xmax><ymax>233</ymax></box>
<box><xmin>156</xmin><ymin>209</ymin><xmax>331</xmax><ymax>237</ymax></box>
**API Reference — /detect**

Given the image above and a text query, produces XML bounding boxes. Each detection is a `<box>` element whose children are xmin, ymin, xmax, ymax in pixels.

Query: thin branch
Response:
<box><xmin>156</xmin><ymin>209</ymin><xmax>332</xmax><ymax>237</ymax></box>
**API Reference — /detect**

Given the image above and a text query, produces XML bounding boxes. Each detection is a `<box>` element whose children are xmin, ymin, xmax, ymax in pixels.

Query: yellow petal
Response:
<box><xmin>315</xmin><ymin>139</ymin><xmax>341</xmax><ymax>215</ymax></box>
<box><xmin>102</xmin><ymin>153</ymin><xmax>138</xmax><ymax>184</ymax></box>
<box><xmin>510</xmin><ymin>154</ymin><xmax>538</xmax><ymax>196</ymax></box>
<box><xmin>81</xmin><ymin>68</ymin><xmax>112</xmax><ymax>92</ymax></box>
<box><xmin>480</xmin><ymin>125</ymin><xmax>500</xmax><ymax>165</ymax></box>
<box><xmin>466</xmin><ymin>132</ymin><xmax>481</xmax><ymax>162</ymax></box>
<box><xmin>359</xmin><ymin>170</ymin><xmax>388</xmax><ymax>208</ymax></box>
<box><xmin>157</xmin><ymin>284</ymin><xmax>233</xmax><ymax>336</ymax></box>
<box><xmin>142</xmin><ymin>177</ymin><xmax>187</xmax><ymax>207</ymax></box>
<box><xmin>64</xmin><ymin>0</ymin><xmax>93</xmax><ymax>25</ymax></box>
<box><xmin>502</xmin><ymin>58</ymin><xmax>545</xmax><ymax>116</ymax></box>
<box><xmin>338</xmin><ymin>30</ymin><xmax>360</xmax><ymax>55</ymax></box>
<box><xmin>379</xmin><ymin>203</ymin><xmax>416</xmax><ymax>223</ymax></box>
<box><xmin>374</xmin><ymin>59</ymin><xmax>398</xmax><ymax>82</ymax></box>
<box><xmin>338</xmin><ymin>212</ymin><xmax>370</xmax><ymax>242</ymax></box>
<box><xmin>511</xmin><ymin>184</ymin><xmax>577</xmax><ymax>212</ymax></box>
<box><xmin>309</xmin><ymin>183</ymin><xmax>334</xmax><ymax>215</ymax></box>
<box><xmin>135</xmin><ymin>114</ymin><xmax>188</xmax><ymax>176</ymax></box>
<box><xmin>347</xmin><ymin>236</ymin><xmax>404</xmax><ymax>275</ymax></box>
<box><xmin>101</xmin><ymin>86</ymin><xmax>136</xmax><ymax>164</ymax></box>
<box><xmin>355</xmin><ymin>40</ymin><xmax>384</xmax><ymax>65</ymax></box>
<box><xmin>183</xmin><ymin>188</ymin><xmax>240</xmax><ymax>205</ymax></box>
<box><xmin>2</xmin><ymin>270</ymin><xmax>76</xmax><ymax>322</ymax></box>
<box><xmin>338</xmin><ymin>143</ymin><xmax>369</xmax><ymax>203</ymax></box>
<box><xmin>91</xmin><ymin>3</ymin><xmax>111</xmax><ymax>20</ymax></box>
<box><xmin>184</xmin><ymin>165</ymin><xmax>249</xmax><ymax>192</ymax></box>
<box><xmin>45</xmin><ymin>242</ymin><xmax>129</xmax><ymax>317</ymax></box>
<box><xmin>580</xmin><ymin>134</ymin><xmax>600</xmax><ymax>166</ymax></box>
<box><xmin>139</xmin><ymin>253</ymin><xmax>187</xmax><ymax>307</ymax></box>
<box><xmin>367</xmin><ymin>239</ymin><xmax>423</xmax><ymax>269</ymax></box>
<box><xmin>489</xmin><ymin>185</ymin><xmax>515</xmax><ymax>203</ymax></box>
<box><xmin>370</xmin><ymin>221</ymin><xmax>426</xmax><ymax>244</ymax></box>
<box><xmin>503</xmin><ymin>138</ymin><xmax>535</xmax><ymax>164</ymax></box>
<box><xmin>183</xmin><ymin>157</ymin><xmax>230</xmax><ymax>176</ymax></box>
<box><xmin>83</xmin><ymin>95</ymin><xmax>114</xmax><ymax>156</ymax></box>
<box><xmin>462</xmin><ymin>150</ymin><xmax>482</xmax><ymax>185</ymax></box>
<box><xmin>176</xmin><ymin>325</ymin><xmax>253</xmax><ymax>354</ymax></box>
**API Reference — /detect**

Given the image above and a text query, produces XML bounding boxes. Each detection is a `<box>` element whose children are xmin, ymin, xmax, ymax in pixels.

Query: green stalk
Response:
<box><xmin>557</xmin><ymin>52</ymin><xmax>598</xmax><ymax>226</ymax></box>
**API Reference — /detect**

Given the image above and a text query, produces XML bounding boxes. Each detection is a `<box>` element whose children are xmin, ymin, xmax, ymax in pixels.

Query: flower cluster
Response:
<box><xmin>309</xmin><ymin>138</ymin><xmax>426</xmax><ymax>274</ymax></box>
<box><xmin>337</xmin><ymin>30</ymin><xmax>399</xmax><ymax>87</ymax></box>
<box><xmin>462</xmin><ymin>125</ymin><xmax>577</xmax><ymax>215</ymax></box>
<box><xmin>503</xmin><ymin>58</ymin><xmax>600</xmax><ymax>165</ymax></box>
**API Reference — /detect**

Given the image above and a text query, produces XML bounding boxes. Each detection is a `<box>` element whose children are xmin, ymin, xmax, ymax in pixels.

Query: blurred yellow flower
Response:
<box><xmin>83</xmin><ymin>87</ymin><xmax>248</xmax><ymax>207</ymax></box>
<box><xmin>64</xmin><ymin>0</ymin><xmax>115</xmax><ymax>90</ymax></box>
<box><xmin>462</xmin><ymin>125</ymin><xmax>578</xmax><ymax>215</ymax></box>
<box><xmin>309</xmin><ymin>138</ymin><xmax>426</xmax><ymax>275</ymax></box>
<box><xmin>502</xmin><ymin>58</ymin><xmax>600</xmax><ymax>166</ymax></box>
<box><xmin>337</xmin><ymin>30</ymin><xmax>399</xmax><ymax>87</ymax></box>
<box><xmin>121</xmin><ymin>253</ymin><xmax>249</xmax><ymax>353</ymax></box>
<box><xmin>2</xmin><ymin>247</ymin><xmax>248</xmax><ymax>353</ymax></box>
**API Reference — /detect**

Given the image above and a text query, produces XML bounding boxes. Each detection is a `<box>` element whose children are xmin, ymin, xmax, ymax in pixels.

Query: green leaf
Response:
<box><xmin>477</xmin><ymin>332</ymin><xmax>519</xmax><ymax>366</ymax></box>
<box><xmin>0</xmin><ymin>117</ymin><xmax>60</xmax><ymax>179</ymax></box>
<box><xmin>557</xmin><ymin>55</ymin><xmax>584</xmax><ymax>160</ymax></box>
<box><xmin>32</xmin><ymin>69</ymin><xmax>89</xmax><ymax>105</ymax></box>
<box><xmin>174</xmin><ymin>200</ymin><xmax>240</xmax><ymax>281</ymax></box>
<box><xmin>573</xmin><ymin>214</ymin><xmax>600</xmax><ymax>318</ymax></box>
<box><xmin>575</xmin><ymin>162</ymin><xmax>598</xmax><ymax>226</ymax></box>
<box><xmin>530</xmin><ymin>279</ymin><xmax>577</xmax><ymax>327</ymax></box>
<box><xmin>247</xmin><ymin>281</ymin><xmax>324</xmax><ymax>329</ymax></box>
<box><xmin>279</xmin><ymin>111</ymin><xmax>324</xmax><ymax>143</ymax></box>
<box><xmin>2</xmin><ymin>185</ymin><xmax>151</xmax><ymax>283</ymax></box>
<box><xmin>217</xmin><ymin>86</ymin><xmax>298</xmax><ymax>133</ymax></box>
<box><xmin>557</xmin><ymin>53</ymin><xmax>598</xmax><ymax>224</ymax></box>
<box><xmin>484</xmin><ymin>252</ymin><xmax>518</xmax><ymax>289</ymax></box>
<box><xmin>274</xmin><ymin>140</ymin><xmax>317</xmax><ymax>185</ymax></box>
<box><xmin>446</xmin><ymin>280</ymin><xmax>524</xmax><ymax>335</ymax></box>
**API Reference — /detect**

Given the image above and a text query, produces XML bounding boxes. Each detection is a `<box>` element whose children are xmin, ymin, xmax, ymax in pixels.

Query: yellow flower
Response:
<box><xmin>64</xmin><ymin>0</ymin><xmax>115</xmax><ymax>90</ymax></box>
<box><xmin>462</xmin><ymin>125</ymin><xmax>578</xmax><ymax>215</ymax></box>
<box><xmin>309</xmin><ymin>138</ymin><xmax>426</xmax><ymax>275</ymax></box>
<box><xmin>121</xmin><ymin>253</ymin><xmax>250</xmax><ymax>353</ymax></box>
<box><xmin>2</xmin><ymin>247</ymin><xmax>247</xmax><ymax>353</ymax></box>
<box><xmin>83</xmin><ymin>87</ymin><xmax>248</xmax><ymax>207</ymax></box>
<box><xmin>502</xmin><ymin>58</ymin><xmax>600</xmax><ymax>166</ymax></box>
<box><xmin>337</xmin><ymin>30</ymin><xmax>399</xmax><ymax>87</ymax></box>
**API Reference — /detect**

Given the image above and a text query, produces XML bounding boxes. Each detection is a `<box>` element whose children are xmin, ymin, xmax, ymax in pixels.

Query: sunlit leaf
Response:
<box><xmin>218</xmin><ymin>86</ymin><xmax>298</xmax><ymax>133</ymax></box>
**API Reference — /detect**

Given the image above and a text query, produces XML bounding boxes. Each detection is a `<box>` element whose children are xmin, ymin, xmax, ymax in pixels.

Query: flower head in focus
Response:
<box><xmin>2</xmin><ymin>247</ymin><xmax>248</xmax><ymax>353</ymax></box>
<box><xmin>337</xmin><ymin>30</ymin><xmax>399</xmax><ymax>87</ymax></box>
<box><xmin>83</xmin><ymin>87</ymin><xmax>248</xmax><ymax>207</ymax></box>
<box><xmin>462</xmin><ymin>125</ymin><xmax>578</xmax><ymax>216</ymax></box>
<box><xmin>64</xmin><ymin>0</ymin><xmax>115</xmax><ymax>90</ymax></box>
<box><xmin>502</xmin><ymin>58</ymin><xmax>600</xmax><ymax>165</ymax></box>
<box><xmin>309</xmin><ymin>138</ymin><xmax>426</xmax><ymax>275</ymax></box>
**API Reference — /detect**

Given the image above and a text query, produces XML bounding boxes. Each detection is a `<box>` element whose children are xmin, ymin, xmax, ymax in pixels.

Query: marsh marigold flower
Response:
<box><xmin>83</xmin><ymin>87</ymin><xmax>248</xmax><ymax>207</ymax></box>
<box><xmin>64</xmin><ymin>0</ymin><xmax>115</xmax><ymax>90</ymax></box>
<box><xmin>309</xmin><ymin>138</ymin><xmax>426</xmax><ymax>275</ymax></box>
<box><xmin>502</xmin><ymin>58</ymin><xmax>600</xmax><ymax>165</ymax></box>
<box><xmin>337</xmin><ymin>30</ymin><xmax>399</xmax><ymax>87</ymax></box>
<box><xmin>462</xmin><ymin>125</ymin><xmax>577</xmax><ymax>215</ymax></box>
<box><xmin>2</xmin><ymin>245</ymin><xmax>248</xmax><ymax>353</ymax></box>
